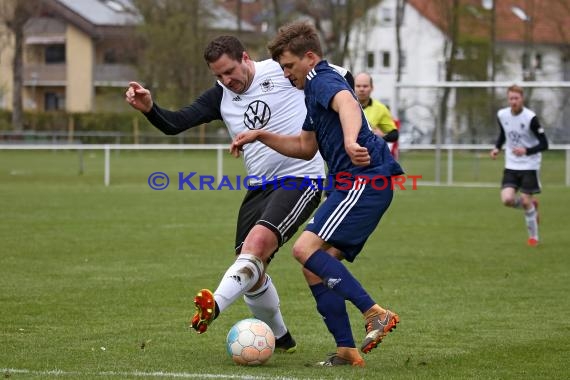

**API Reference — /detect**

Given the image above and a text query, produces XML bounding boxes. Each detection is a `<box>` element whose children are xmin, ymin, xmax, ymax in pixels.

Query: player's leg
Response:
<box><xmin>243</xmin><ymin>179</ymin><xmax>321</xmax><ymax>351</ymax></box>
<box><xmin>191</xmin><ymin>189</ymin><xmax>268</xmax><ymax>333</ymax></box>
<box><xmin>500</xmin><ymin>187</ymin><xmax>520</xmax><ymax>207</ymax></box>
<box><xmin>500</xmin><ymin>169</ymin><xmax>522</xmax><ymax>208</ymax></box>
<box><xmin>520</xmin><ymin>170</ymin><xmax>541</xmax><ymax>246</ymax></box>
<box><xmin>243</xmin><ymin>273</ymin><xmax>296</xmax><ymax>352</ymax></box>
<box><xmin>192</xmin><ymin>180</ymin><xmax>321</xmax><ymax>348</ymax></box>
<box><xmin>304</xmin><ymin>259</ymin><xmax>365</xmax><ymax>367</ymax></box>
<box><xmin>297</xmin><ymin>178</ymin><xmax>399</xmax><ymax>355</ymax></box>
<box><xmin>191</xmin><ymin>252</ymin><xmax>264</xmax><ymax>334</ymax></box>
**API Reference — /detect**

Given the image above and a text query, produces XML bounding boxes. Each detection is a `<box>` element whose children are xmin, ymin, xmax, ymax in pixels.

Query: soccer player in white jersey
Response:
<box><xmin>126</xmin><ymin>36</ymin><xmax>353</xmax><ymax>353</ymax></box>
<box><xmin>490</xmin><ymin>85</ymin><xmax>549</xmax><ymax>246</ymax></box>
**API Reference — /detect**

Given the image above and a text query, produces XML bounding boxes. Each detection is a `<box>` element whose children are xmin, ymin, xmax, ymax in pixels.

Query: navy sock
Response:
<box><xmin>304</xmin><ymin>250</ymin><xmax>375</xmax><ymax>313</ymax></box>
<box><xmin>310</xmin><ymin>283</ymin><xmax>355</xmax><ymax>347</ymax></box>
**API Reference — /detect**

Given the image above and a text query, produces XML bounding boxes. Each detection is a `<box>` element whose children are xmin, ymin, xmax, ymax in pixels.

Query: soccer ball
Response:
<box><xmin>226</xmin><ymin>318</ymin><xmax>275</xmax><ymax>366</ymax></box>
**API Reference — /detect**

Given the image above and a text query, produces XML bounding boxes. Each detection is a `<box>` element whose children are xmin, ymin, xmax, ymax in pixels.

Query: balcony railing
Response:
<box><xmin>24</xmin><ymin>64</ymin><xmax>66</xmax><ymax>86</ymax></box>
<box><xmin>23</xmin><ymin>63</ymin><xmax>137</xmax><ymax>87</ymax></box>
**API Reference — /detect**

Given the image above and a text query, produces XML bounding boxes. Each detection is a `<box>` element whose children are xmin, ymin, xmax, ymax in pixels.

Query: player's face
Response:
<box><xmin>354</xmin><ymin>75</ymin><xmax>373</xmax><ymax>103</ymax></box>
<box><xmin>507</xmin><ymin>91</ymin><xmax>524</xmax><ymax>114</ymax></box>
<box><xmin>208</xmin><ymin>53</ymin><xmax>252</xmax><ymax>94</ymax></box>
<box><xmin>278</xmin><ymin>51</ymin><xmax>312</xmax><ymax>90</ymax></box>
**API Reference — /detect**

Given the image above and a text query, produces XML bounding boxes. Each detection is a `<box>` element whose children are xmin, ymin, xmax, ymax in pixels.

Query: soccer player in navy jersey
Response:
<box><xmin>231</xmin><ymin>21</ymin><xmax>403</xmax><ymax>367</ymax></box>
<box><xmin>490</xmin><ymin>85</ymin><xmax>548</xmax><ymax>246</ymax></box>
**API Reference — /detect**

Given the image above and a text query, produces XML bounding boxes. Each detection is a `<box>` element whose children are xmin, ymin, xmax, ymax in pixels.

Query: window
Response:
<box><xmin>522</xmin><ymin>52</ymin><xmax>531</xmax><ymax>71</ymax></box>
<box><xmin>534</xmin><ymin>53</ymin><xmax>542</xmax><ymax>70</ymax></box>
<box><xmin>104</xmin><ymin>49</ymin><xmax>117</xmax><ymax>64</ymax></box>
<box><xmin>381</xmin><ymin>7</ymin><xmax>393</xmax><ymax>23</ymax></box>
<box><xmin>366</xmin><ymin>51</ymin><xmax>375</xmax><ymax>69</ymax></box>
<box><xmin>563</xmin><ymin>54</ymin><xmax>570</xmax><ymax>81</ymax></box>
<box><xmin>45</xmin><ymin>92</ymin><xmax>65</xmax><ymax>111</ymax></box>
<box><xmin>382</xmin><ymin>51</ymin><xmax>391</xmax><ymax>68</ymax></box>
<box><xmin>45</xmin><ymin>45</ymin><xmax>65</xmax><ymax>64</ymax></box>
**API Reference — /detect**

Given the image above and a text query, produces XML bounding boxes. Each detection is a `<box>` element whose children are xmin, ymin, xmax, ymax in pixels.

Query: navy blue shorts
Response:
<box><xmin>305</xmin><ymin>175</ymin><xmax>394</xmax><ymax>262</ymax></box>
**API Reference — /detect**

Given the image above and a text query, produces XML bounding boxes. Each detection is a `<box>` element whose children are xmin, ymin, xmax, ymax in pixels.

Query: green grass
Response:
<box><xmin>1</xmin><ymin>150</ymin><xmax>569</xmax><ymax>379</ymax></box>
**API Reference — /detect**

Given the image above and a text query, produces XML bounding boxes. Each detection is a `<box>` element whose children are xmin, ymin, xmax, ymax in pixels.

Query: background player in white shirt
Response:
<box><xmin>490</xmin><ymin>85</ymin><xmax>548</xmax><ymax>246</ymax></box>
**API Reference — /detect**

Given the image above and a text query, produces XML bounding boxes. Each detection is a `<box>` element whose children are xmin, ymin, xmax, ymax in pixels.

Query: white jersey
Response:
<box><xmin>497</xmin><ymin>106</ymin><xmax>542</xmax><ymax>170</ymax></box>
<box><xmin>219</xmin><ymin>59</ymin><xmax>325</xmax><ymax>182</ymax></box>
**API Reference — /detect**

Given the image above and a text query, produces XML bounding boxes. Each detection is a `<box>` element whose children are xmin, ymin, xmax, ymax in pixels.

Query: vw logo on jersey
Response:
<box><xmin>244</xmin><ymin>100</ymin><xmax>271</xmax><ymax>130</ymax></box>
<box><xmin>508</xmin><ymin>131</ymin><xmax>521</xmax><ymax>146</ymax></box>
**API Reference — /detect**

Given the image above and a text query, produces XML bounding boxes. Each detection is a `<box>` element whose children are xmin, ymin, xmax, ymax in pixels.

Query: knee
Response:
<box><xmin>292</xmin><ymin>242</ymin><xmax>312</xmax><ymax>264</ymax></box>
<box><xmin>242</xmin><ymin>226</ymin><xmax>278</xmax><ymax>259</ymax></box>
<box><xmin>501</xmin><ymin>195</ymin><xmax>516</xmax><ymax>207</ymax></box>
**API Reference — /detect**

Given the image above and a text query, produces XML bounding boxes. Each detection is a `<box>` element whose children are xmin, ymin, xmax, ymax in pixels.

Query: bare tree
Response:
<box><xmin>0</xmin><ymin>0</ymin><xmax>42</xmax><ymax>131</ymax></box>
<box><xmin>394</xmin><ymin>0</ymin><xmax>406</xmax><ymax>83</ymax></box>
<box><xmin>133</xmin><ymin>0</ymin><xmax>214</xmax><ymax>108</ymax></box>
<box><xmin>435</xmin><ymin>0</ymin><xmax>460</xmax><ymax>145</ymax></box>
<box><xmin>263</xmin><ymin>0</ymin><xmax>383</xmax><ymax>64</ymax></box>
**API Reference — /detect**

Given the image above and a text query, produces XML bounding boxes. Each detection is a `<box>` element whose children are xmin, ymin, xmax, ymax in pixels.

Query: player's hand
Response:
<box><xmin>490</xmin><ymin>148</ymin><xmax>499</xmax><ymax>159</ymax></box>
<box><xmin>346</xmin><ymin>142</ymin><xmax>370</xmax><ymax>166</ymax></box>
<box><xmin>125</xmin><ymin>81</ymin><xmax>153</xmax><ymax>113</ymax></box>
<box><xmin>512</xmin><ymin>147</ymin><xmax>527</xmax><ymax>156</ymax></box>
<box><xmin>230</xmin><ymin>131</ymin><xmax>260</xmax><ymax>158</ymax></box>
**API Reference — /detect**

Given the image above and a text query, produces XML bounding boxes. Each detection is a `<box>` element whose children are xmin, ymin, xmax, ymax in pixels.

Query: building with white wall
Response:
<box><xmin>346</xmin><ymin>0</ymin><xmax>570</xmax><ymax>143</ymax></box>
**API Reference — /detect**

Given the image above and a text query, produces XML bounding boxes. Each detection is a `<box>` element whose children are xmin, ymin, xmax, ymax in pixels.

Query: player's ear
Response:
<box><xmin>305</xmin><ymin>51</ymin><xmax>319</xmax><ymax>67</ymax></box>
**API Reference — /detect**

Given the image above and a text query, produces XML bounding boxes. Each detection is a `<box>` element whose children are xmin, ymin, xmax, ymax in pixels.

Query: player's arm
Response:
<box><xmin>131</xmin><ymin>83</ymin><xmax>223</xmax><ymax>135</ymax></box>
<box><xmin>331</xmin><ymin>90</ymin><xmax>370</xmax><ymax>166</ymax></box>
<box><xmin>231</xmin><ymin>130</ymin><xmax>318</xmax><ymax>160</ymax></box>
<box><xmin>383</xmin><ymin>129</ymin><xmax>399</xmax><ymax>142</ymax></box>
<box><xmin>378</xmin><ymin>107</ymin><xmax>398</xmax><ymax>142</ymax></box>
<box><xmin>490</xmin><ymin>118</ymin><xmax>505</xmax><ymax>159</ymax></box>
<box><xmin>525</xmin><ymin>116</ymin><xmax>549</xmax><ymax>155</ymax></box>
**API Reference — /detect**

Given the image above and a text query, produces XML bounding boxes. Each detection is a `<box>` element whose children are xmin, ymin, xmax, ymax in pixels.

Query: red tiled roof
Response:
<box><xmin>407</xmin><ymin>0</ymin><xmax>570</xmax><ymax>45</ymax></box>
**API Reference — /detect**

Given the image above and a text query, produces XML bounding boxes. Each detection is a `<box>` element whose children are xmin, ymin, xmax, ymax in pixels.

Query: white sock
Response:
<box><xmin>525</xmin><ymin>205</ymin><xmax>539</xmax><ymax>240</ymax></box>
<box><xmin>244</xmin><ymin>274</ymin><xmax>287</xmax><ymax>339</ymax></box>
<box><xmin>213</xmin><ymin>253</ymin><xmax>264</xmax><ymax>313</ymax></box>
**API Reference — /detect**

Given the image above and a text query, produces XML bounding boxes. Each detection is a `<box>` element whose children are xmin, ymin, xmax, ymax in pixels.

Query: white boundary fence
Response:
<box><xmin>0</xmin><ymin>144</ymin><xmax>225</xmax><ymax>187</ymax></box>
<box><xmin>1</xmin><ymin>143</ymin><xmax>569</xmax><ymax>187</ymax></box>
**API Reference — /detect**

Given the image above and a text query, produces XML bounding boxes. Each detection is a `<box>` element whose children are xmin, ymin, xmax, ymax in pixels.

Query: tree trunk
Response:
<box><xmin>11</xmin><ymin>15</ymin><xmax>24</xmax><ymax>131</ymax></box>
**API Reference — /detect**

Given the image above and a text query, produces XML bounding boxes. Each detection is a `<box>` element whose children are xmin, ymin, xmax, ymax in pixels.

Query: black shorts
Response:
<box><xmin>501</xmin><ymin>169</ymin><xmax>541</xmax><ymax>194</ymax></box>
<box><xmin>234</xmin><ymin>177</ymin><xmax>322</xmax><ymax>260</ymax></box>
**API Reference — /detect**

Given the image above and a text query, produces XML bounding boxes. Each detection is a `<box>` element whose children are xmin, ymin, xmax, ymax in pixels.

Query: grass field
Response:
<box><xmin>1</xmin><ymin>150</ymin><xmax>569</xmax><ymax>379</ymax></box>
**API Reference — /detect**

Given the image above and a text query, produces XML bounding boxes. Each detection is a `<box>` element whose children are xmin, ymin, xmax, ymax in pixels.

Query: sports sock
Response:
<box><xmin>310</xmin><ymin>283</ymin><xmax>355</xmax><ymax>347</ymax></box>
<box><xmin>243</xmin><ymin>274</ymin><xmax>287</xmax><ymax>339</ymax></box>
<box><xmin>525</xmin><ymin>205</ymin><xmax>539</xmax><ymax>240</ymax></box>
<box><xmin>214</xmin><ymin>253</ymin><xmax>264</xmax><ymax>312</ymax></box>
<box><xmin>304</xmin><ymin>250</ymin><xmax>375</xmax><ymax>313</ymax></box>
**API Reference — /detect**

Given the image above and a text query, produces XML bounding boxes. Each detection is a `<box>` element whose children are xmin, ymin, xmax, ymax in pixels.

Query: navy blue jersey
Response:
<box><xmin>302</xmin><ymin>60</ymin><xmax>402</xmax><ymax>178</ymax></box>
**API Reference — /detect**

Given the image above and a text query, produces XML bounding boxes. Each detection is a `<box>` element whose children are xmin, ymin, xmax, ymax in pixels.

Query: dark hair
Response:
<box><xmin>267</xmin><ymin>21</ymin><xmax>323</xmax><ymax>61</ymax></box>
<box><xmin>203</xmin><ymin>35</ymin><xmax>245</xmax><ymax>64</ymax></box>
